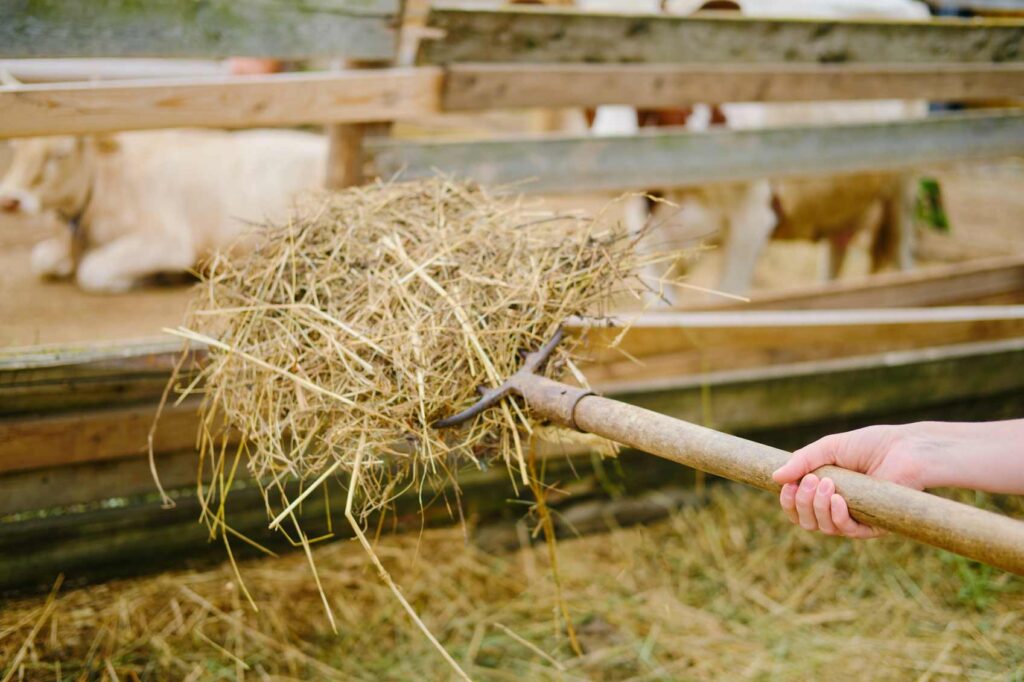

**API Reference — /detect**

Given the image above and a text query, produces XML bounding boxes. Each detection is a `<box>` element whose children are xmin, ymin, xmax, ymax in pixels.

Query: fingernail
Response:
<box><xmin>801</xmin><ymin>477</ymin><xmax>817</xmax><ymax>491</ymax></box>
<box><xmin>819</xmin><ymin>478</ymin><xmax>834</xmax><ymax>495</ymax></box>
<box><xmin>782</xmin><ymin>483</ymin><xmax>796</xmax><ymax>495</ymax></box>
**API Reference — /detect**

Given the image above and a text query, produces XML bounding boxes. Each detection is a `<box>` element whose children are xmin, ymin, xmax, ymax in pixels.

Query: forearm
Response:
<box><xmin>911</xmin><ymin>420</ymin><xmax>1024</xmax><ymax>494</ymax></box>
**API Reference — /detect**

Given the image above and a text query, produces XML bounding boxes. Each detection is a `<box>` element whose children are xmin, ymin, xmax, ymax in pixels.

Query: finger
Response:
<box><xmin>830</xmin><ymin>493</ymin><xmax>885</xmax><ymax>539</ymax></box>
<box><xmin>813</xmin><ymin>478</ymin><xmax>838</xmax><ymax>535</ymax></box>
<box><xmin>794</xmin><ymin>474</ymin><xmax>820</xmax><ymax>531</ymax></box>
<box><xmin>772</xmin><ymin>434</ymin><xmax>841</xmax><ymax>485</ymax></box>
<box><xmin>779</xmin><ymin>483</ymin><xmax>800</xmax><ymax>525</ymax></box>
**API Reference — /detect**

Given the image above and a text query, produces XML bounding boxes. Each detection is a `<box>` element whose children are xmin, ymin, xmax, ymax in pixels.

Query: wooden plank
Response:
<box><xmin>0</xmin><ymin>448</ymin><xmax>202</xmax><ymax>518</ymax></box>
<box><xmin>0</xmin><ymin>0</ymin><xmax>400</xmax><ymax>60</ymax></box>
<box><xmin>0</xmin><ymin>399</ymin><xmax>203</xmax><ymax>475</ymax></box>
<box><xmin>2</xmin><ymin>337</ymin><xmax>1022</xmax><ymax>520</ymax></box>
<box><xmin>367</xmin><ymin>111</ymin><xmax>1024</xmax><ymax>193</ymax></box>
<box><xmin>577</xmin><ymin>309</ymin><xmax>1024</xmax><ymax>383</ymax></box>
<box><xmin>698</xmin><ymin>255</ymin><xmax>1024</xmax><ymax>310</ymax></box>
<box><xmin>0</xmin><ymin>448</ymin><xmax>692</xmax><ymax>589</ymax></box>
<box><xmin>0</xmin><ymin>58</ymin><xmax>225</xmax><ymax>83</ymax></box>
<box><xmin>420</xmin><ymin>7</ymin><xmax>1024</xmax><ymax>65</ymax></box>
<box><xmin>0</xmin><ymin>68</ymin><xmax>443</xmax><ymax>139</ymax></box>
<box><xmin>4</xmin><ymin>309</ymin><xmax>1022</xmax><ymax>479</ymax></box>
<box><xmin>444</xmin><ymin>63</ymin><xmax>1024</xmax><ymax>110</ymax></box>
<box><xmin>0</xmin><ymin>340</ymin><xmax>198</xmax><ymax>416</ymax></box>
<box><xmin>608</xmin><ymin>337</ymin><xmax>1024</xmax><ymax>432</ymax></box>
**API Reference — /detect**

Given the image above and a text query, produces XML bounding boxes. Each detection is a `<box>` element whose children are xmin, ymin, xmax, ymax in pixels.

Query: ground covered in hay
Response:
<box><xmin>3</xmin><ymin>484</ymin><xmax>1022</xmax><ymax>681</ymax></box>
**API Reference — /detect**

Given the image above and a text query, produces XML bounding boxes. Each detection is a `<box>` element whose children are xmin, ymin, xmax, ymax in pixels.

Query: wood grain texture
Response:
<box><xmin>0</xmin><ymin>448</ymin><xmax>202</xmax><ymax>517</ymax></box>
<box><xmin>0</xmin><ymin>399</ymin><xmax>204</xmax><ymax>475</ymax></box>
<box><xmin>444</xmin><ymin>63</ymin><xmax>1024</xmax><ymax>109</ymax></box>
<box><xmin>696</xmin><ymin>255</ymin><xmax>1024</xmax><ymax>310</ymax></box>
<box><xmin>367</xmin><ymin>111</ymin><xmax>1024</xmax><ymax>193</ymax></box>
<box><xmin>421</xmin><ymin>7</ymin><xmax>1024</xmax><ymax>65</ymax></box>
<box><xmin>0</xmin><ymin>68</ymin><xmax>443</xmax><ymax>138</ymax></box>
<box><xmin>0</xmin><ymin>340</ymin><xmax>197</xmax><ymax>415</ymax></box>
<box><xmin>605</xmin><ymin>337</ymin><xmax>1024</xmax><ymax>433</ymax></box>
<box><xmin>0</xmin><ymin>0</ymin><xmax>401</xmax><ymax>60</ymax></box>
<box><xmin>570</xmin><ymin>390</ymin><xmax>1024</xmax><ymax>575</ymax></box>
<box><xmin>2</xmin><ymin>336</ymin><xmax>1021</xmax><ymax>515</ymax></box>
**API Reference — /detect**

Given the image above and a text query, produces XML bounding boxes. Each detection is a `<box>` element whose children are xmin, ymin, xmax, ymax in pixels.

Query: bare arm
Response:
<box><xmin>771</xmin><ymin>420</ymin><xmax>1024</xmax><ymax>538</ymax></box>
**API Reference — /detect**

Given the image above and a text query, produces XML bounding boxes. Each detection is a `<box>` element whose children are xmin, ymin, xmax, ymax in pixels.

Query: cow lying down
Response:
<box><xmin>0</xmin><ymin>129</ymin><xmax>327</xmax><ymax>292</ymax></box>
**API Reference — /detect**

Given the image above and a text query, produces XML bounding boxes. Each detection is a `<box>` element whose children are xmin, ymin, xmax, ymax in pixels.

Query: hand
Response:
<box><xmin>771</xmin><ymin>425</ymin><xmax>929</xmax><ymax>539</ymax></box>
<box><xmin>772</xmin><ymin>420</ymin><xmax>1024</xmax><ymax>539</ymax></box>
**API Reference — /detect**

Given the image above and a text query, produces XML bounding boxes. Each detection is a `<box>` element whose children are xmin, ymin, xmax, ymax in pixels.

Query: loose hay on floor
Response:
<box><xmin>3</xmin><ymin>485</ymin><xmax>1022</xmax><ymax>681</ymax></box>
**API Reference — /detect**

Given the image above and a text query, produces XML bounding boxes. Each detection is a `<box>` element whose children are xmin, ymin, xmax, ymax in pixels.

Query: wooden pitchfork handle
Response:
<box><xmin>435</xmin><ymin>330</ymin><xmax>1024</xmax><ymax>575</ymax></box>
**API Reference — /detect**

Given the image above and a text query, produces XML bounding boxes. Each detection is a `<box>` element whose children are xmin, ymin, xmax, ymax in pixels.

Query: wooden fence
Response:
<box><xmin>2</xmin><ymin>2</ymin><xmax>1024</xmax><ymax>586</ymax></box>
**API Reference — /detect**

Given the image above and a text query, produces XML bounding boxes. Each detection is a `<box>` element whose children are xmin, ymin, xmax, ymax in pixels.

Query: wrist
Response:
<box><xmin>900</xmin><ymin>420</ymin><xmax>1024</xmax><ymax>493</ymax></box>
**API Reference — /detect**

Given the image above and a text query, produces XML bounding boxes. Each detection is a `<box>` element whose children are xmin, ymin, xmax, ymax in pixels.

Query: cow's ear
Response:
<box><xmin>92</xmin><ymin>134</ymin><xmax>121</xmax><ymax>155</ymax></box>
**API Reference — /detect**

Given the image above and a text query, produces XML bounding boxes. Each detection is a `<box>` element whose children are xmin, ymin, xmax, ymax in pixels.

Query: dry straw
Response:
<box><xmin>160</xmin><ymin>178</ymin><xmax>669</xmax><ymax>676</ymax></box>
<box><xmin>4</xmin><ymin>485</ymin><xmax>1022</xmax><ymax>680</ymax></box>
<box><xmin>170</xmin><ymin>179</ymin><xmax>654</xmax><ymax>509</ymax></box>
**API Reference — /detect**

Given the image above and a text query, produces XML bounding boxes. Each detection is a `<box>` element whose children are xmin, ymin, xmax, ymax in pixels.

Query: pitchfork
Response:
<box><xmin>435</xmin><ymin>327</ymin><xmax>1024</xmax><ymax>575</ymax></box>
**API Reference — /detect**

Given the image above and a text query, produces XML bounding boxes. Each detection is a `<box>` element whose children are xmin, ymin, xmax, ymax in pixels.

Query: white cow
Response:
<box><xmin>0</xmin><ymin>129</ymin><xmax>327</xmax><ymax>292</ymax></box>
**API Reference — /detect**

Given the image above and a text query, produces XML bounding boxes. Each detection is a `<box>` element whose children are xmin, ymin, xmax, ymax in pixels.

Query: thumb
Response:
<box><xmin>772</xmin><ymin>434</ymin><xmax>843</xmax><ymax>485</ymax></box>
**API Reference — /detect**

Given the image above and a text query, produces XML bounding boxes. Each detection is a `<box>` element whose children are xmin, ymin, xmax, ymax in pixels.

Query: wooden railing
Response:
<box><xmin>2</xmin><ymin>3</ymin><xmax>1024</xmax><ymax>585</ymax></box>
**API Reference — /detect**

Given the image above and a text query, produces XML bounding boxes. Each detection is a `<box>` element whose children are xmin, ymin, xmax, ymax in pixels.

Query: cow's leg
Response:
<box><xmin>825</xmin><ymin>227</ymin><xmax>855</xmax><ymax>280</ymax></box>
<box><xmin>894</xmin><ymin>176</ymin><xmax>918</xmax><ymax>271</ymax></box>
<box><xmin>717</xmin><ymin>181</ymin><xmax>776</xmax><ymax>296</ymax></box>
<box><xmin>76</xmin><ymin>233</ymin><xmax>193</xmax><ymax>293</ymax></box>
<box><xmin>870</xmin><ymin>178</ymin><xmax>917</xmax><ymax>273</ymax></box>
<box><xmin>30</xmin><ymin>235</ymin><xmax>74</xmax><ymax>279</ymax></box>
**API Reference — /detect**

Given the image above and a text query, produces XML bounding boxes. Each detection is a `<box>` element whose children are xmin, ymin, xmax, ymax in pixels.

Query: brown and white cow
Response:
<box><xmin>0</xmin><ymin>129</ymin><xmax>327</xmax><ymax>292</ymax></box>
<box><xmin>577</xmin><ymin>0</ymin><xmax>934</xmax><ymax>299</ymax></box>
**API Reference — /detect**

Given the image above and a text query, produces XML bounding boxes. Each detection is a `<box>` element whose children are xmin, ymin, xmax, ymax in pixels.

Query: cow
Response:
<box><xmin>541</xmin><ymin>0</ymin><xmax>935</xmax><ymax>299</ymax></box>
<box><xmin>0</xmin><ymin>129</ymin><xmax>327</xmax><ymax>292</ymax></box>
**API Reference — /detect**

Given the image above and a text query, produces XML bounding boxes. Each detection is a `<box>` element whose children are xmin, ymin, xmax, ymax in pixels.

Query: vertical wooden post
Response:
<box><xmin>325</xmin><ymin>58</ymin><xmax>395</xmax><ymax>189</ymax></box>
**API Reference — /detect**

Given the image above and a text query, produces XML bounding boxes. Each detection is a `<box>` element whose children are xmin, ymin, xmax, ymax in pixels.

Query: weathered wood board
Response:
<box><xmin>3</xmin><ymin>331</ymin><xmax>1023</xmax><ymax>516</ymax></box>
<box><xmin>0</xmin><ymin>340</ymin><xmax>198</xmax><ymax>416</ymax></box>
<box><xmin>696</xmin><ymin>255</ymin><xmax>1024</xmax><ymax>310</ymax></box>
<box><xmin>368</xmin><ymin>111</ymin><xmax>1024</xmax><ymax>193</ymax></box>
<box><xmin>0</xmin><ymin>0</ymin><xmax>401</xmax><ymax>60</ymax></box>
<box><xmin>3</xmin><ymin>339</ymin><xmax>1023</xmax><ymax>589</ymax></box>
<box><xmin>443</xmin><ymin>63</ymin><xmax>1024</xmax><ymax>110</ymax></box>
<box><xmin>420</xmin><ymin>7</ymin><xmax>1024</xmax><ymax>65</ymax></box>
<box><xmin>577</xmin><ymin>308</ymin><xmax>1024</xmax><ymax>383</ymax></box>
<box><xmin>0</xmin><ymin>68</ymin><xmax>443</xmax><ymax>139</ymax></box>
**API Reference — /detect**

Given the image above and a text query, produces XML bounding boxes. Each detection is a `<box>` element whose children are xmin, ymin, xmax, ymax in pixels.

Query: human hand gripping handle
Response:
<box><xmin>773</xmin><ymin>420</ymin><xmax>1024</xmax><ymax>540</ymax></box>
<box><xmin>563</xmin><ymin>394</ymin><xmax>1024</xmax><ymax>574</ymax></box>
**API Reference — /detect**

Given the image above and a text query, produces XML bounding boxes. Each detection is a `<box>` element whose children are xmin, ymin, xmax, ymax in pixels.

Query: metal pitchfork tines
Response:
<box><xmin>434</xmin><ymin>326</ymin><xmax>1024</xmax><ymax>576</ymax></box>
<box><xmin>433</xmin><ymin>326</ymin><xmax>593</xmax><ymax>430</ymax></box>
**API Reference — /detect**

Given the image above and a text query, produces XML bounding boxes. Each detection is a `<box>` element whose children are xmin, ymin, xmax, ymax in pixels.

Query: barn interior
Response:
<box><xmin>2</xmin><ymin>1</ymin><xmax>1024</xmax><ymax>679</ymax></box>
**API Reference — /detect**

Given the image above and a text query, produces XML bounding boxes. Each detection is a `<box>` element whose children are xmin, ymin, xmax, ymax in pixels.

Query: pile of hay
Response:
<box><xmin>4</xmin><ymin>485</ymin><xmax>1022</xmax><ymax>680</ymax></box>
<box><xmin>172</xmin><ymin>179</ymin><xmax>655</xmax><ymax>523</ymax></box>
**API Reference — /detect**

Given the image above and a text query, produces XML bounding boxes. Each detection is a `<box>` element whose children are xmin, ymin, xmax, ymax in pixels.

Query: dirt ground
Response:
<box><xmin>1</xmin><ymin>160</ymin><xmax>1022</xmax><ymax>349</ymax></box>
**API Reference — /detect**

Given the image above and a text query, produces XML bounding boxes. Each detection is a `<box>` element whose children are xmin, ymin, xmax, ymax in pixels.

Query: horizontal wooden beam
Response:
<box><xmin>579</xmin><ymin>310</ymin><xmax>1024</xmax><ymax>384</ymax></box>
<box><xmin>2</xmin><ymin>336</ymin><xmax>1022</xmax><ymax>519</ymax></box>
<box><xmin>421</xmin><ymin>7</ymin><xmax>1024</xmax><ymax>65</ymax></box>
<box><xmin>0</xmin><ymin>448</ymin><xmax>202</xmax><ymax>518</ymax></box>
<box><xmin>0</xmin><ymin>68</ymin><xmax>443</xmax><ymax>138</ymax></box>
<box><xmin>444</xmin><ymin>63</ymin><xmax>1024</xmax><ymax>110</ymax></box>
<box><xmin>1</xmin><ymin>0</ymin><xmax>400</xmax><ymax>60</ymax></box>
<box><xmin>367</xmin><ymin>111</ymin><xmax>1024</xmax><ymax>193</ymax></box>
<box><xmin>0</xmin><ymin>399</ymin><xmax>203</xmax><ymax>475</ymax></box>
<box><xmin>3</xmin><ymin>309</ymin><xmax>1023</xmax><ymax>482</ymax></box>
<box><xmin>0</xmin><ymin>340</ymin><xmax>197</xmax><ymax>416</ymax></box>
<box><xmin>0</xmin><ymin>58</ymin><xmax>225</xmax><ymax>83</ymax></box>
<box><xmin>608</xmin><ymin>337</ymin><xmax>1024</xmax><ymax>433</ymax></box>
<box><xmin>701</xmin><ymin>255</ymin><xmax>1024</xmax><ymax>310</ymax></box>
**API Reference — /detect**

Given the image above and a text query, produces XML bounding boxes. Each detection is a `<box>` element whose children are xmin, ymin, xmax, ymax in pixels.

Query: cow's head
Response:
<box><xmin>0</xmin><ymin>136</ymin><xmax>101</xmax><ymax>220</ymax></box>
